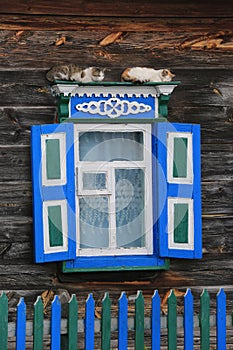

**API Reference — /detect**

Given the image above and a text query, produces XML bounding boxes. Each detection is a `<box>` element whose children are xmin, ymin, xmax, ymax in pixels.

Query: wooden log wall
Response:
<box><xmin>0</xmin><ymin>1</ymin><xmax>232</xmax><ymax>312</ymax></box>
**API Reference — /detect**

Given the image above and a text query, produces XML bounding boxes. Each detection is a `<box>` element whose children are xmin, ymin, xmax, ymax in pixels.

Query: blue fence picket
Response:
<box><xmin>51</xmin><ymin>295</ymin><xmax>61</xmax><ymax>350</ymax></box>
<box><xmin>216</xmin><ymin>288</ymin><xmax>226</xmax><ymax>350</ymax></box>
<box><xmin>16</xmin><ymin>297</ymin><xmax>26</xmax><ymax>350</ymax></box>
<box><xmin>151</xmin><ymin>290</ymin><xmax>160</xmax><ymax>350</ymax></box>
<box><xmin>184</xmin><ymin>289</ymin><xmax>194</xmax><ymax>350</ymax></box>
<box><xmin>85</xmin><ymin>293</ymin><xmax>95</xmax><ymax>350</ymax></box>
<box><xmin>118</xmin><ymin>292</ymin><xmax>128</xmax><ymax>350</ymax></box>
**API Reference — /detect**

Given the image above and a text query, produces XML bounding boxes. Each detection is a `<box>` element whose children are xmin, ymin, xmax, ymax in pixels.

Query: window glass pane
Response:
<box><xmin>79</xmin><ymin>132</ymin><xmax>143</xmax><ymax>161</ymax></box>
<box><xmin>115</xmin><ymin>168</ymin><xmax>145</xmax><ymax>248</ymax></box>
<box><xmin>79</xmin><ymin>196</ymin><xmax>109</xmax><ymax>248</ymax></box>
<box><xmin>82</xmin><ymin>172</ymin><xmax>106</xmax><ymax>190</ymax></box>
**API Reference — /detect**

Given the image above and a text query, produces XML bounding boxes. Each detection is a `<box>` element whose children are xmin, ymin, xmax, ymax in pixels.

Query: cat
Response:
<box><xmin>121</xmin><ymin>67</ymin><xmax>175</xmax><ymax>83</ymax></box>
<box><xmin>46</xmin><ymin>64</ymin><xmax>106</xmax><ymax>83</ymax></box>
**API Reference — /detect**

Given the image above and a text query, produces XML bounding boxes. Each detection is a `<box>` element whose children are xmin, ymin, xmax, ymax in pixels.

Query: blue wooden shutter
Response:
<box><xmin>31</xmin><ymin>123</ymin><xmax>76</xmax><ymax>263</ymax></box>
<box><xmin>154</xmin><ymin>122</ymin><xmax>202</xmax><ymax>259</ymax></box>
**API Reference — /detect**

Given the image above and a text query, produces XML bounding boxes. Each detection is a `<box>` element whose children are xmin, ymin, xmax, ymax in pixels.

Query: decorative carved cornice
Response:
<box><xmin>51</xmin><ymin>82</ymin><xmax>179</xmax><ymax>122</ymax></box>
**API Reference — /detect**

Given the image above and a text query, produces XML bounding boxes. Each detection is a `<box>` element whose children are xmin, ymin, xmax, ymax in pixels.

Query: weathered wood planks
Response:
<box><xmin>0</xmin><ymin>1</ymin><xmax>232</xmax><ymax>314</ymax></box>
<box><xmin>0</xmin><ymin>0</ymin><xmax>233</xmax><ymax>18</ymax></box>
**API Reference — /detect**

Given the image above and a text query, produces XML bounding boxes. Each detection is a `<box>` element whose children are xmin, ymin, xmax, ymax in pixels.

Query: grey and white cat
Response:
<box><xmin>46</xmin><ymin>64</ymin><xmax>105</xmax><ymax>82</ymax></box>
<box><xmin>121</xmin><ymin>67</ymin><xmax>175</xmax><ymax>83</ymax></box>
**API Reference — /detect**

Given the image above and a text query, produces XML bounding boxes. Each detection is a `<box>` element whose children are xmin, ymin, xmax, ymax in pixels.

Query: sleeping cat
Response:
<box><xmin>46</xmin><ymin>64</ymin><xmax>105</xmax><ymax>83</ymax></box>
<box><xmin>121</xmin><ymin>67</ymin><xmax>175</xmax><ymax>83</ymax></box>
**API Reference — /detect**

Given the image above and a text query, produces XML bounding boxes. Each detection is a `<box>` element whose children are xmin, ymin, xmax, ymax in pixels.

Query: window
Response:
<box><xmin>75</xmin><ymin>124</ymin><xmax>153</xmax><ymax>257</ymax></box>
<box><xmin>31</xmin><ymin>122</ymin><xmax>202</xmax><ymax>272</ymax></box>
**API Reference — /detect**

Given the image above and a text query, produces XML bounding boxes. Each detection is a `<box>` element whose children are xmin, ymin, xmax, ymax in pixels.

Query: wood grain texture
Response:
<box><xmin>1</xmin><ymin>16</ymin><xmax>233</xmax><ymax>31</ymax></box>
<box><xmin>1</xmin><ymin>31</ymin><xmax>233</xmax><ymax>70</ymax></box>
<box><xmin>0</xmin><ymin>2</ymin><xmax>232</xmax><ymax>321</ymax></box>
<box><xmin>0</xmin><ymin>1</ymin><xmax>233</xmax><ymax>17</ymax></box>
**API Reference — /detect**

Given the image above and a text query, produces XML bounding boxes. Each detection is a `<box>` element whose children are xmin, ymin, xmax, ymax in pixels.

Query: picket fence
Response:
<box><xmin>0</xmin><ymin>288</ymin><xmax>232</xmax><ymax>350</ymax></box>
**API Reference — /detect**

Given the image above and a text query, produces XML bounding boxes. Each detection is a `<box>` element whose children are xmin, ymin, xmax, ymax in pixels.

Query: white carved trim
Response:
<box><xmin>155</xmin><ymin>85</ymin><xmax>178</xmax><ymax>96</ymax></box>
<box><xmin>51</xmin><ymin>84</ymin><xmax>78</xmax><ymax>96</ymax></box>
<box><xmin>52</xmin><ymin>84</ymin><xmax>177</xmax><ymax>97</ymax></box>
<box><xmin>75</xmin><ymin>97</ymin><xmax>151</xmax><ymax>118</ymax></box>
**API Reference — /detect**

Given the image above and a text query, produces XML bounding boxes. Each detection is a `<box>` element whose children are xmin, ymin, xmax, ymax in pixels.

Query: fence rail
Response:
<box><xmin>0</xmin><ymin>288</ymin><xmax>232</xmax><ymax>349</ymax></box>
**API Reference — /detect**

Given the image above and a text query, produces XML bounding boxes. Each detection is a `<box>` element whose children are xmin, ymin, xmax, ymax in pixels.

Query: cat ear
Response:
<box><xmin>162</xmin><ymin>69</ymin><xmax>168</xmax><ymax>76</ymax></box>
<box><xmin>168</xmin><ymin>69</ymin><xmax>175</xmax><ymax>78</ymax></box>
<box><xmin>162</xmin><ymin>69</ymin><xmax>175</xmax><ymax>78</ymax></box>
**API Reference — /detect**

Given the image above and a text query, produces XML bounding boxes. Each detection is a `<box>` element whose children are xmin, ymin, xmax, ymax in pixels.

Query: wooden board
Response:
<box><xmin>0</xmin><ymin>1</ymin><xmax>233</xmax><ymax>17</ymax></box>
<box><xmin>0</xmin><ymin>2</ymin><xmax>232</xmax><ymax>326</ymax></box>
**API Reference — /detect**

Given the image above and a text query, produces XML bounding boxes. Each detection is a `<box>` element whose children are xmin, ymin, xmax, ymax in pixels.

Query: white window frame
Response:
<box><xmin>74</xmin><ymin>123</ymin><xmax>153</xmax><ymax>257</ymax></box>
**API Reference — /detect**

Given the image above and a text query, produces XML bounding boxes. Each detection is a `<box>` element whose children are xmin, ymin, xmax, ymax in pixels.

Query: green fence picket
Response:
<box><xmin>33</xmin><ymin>296</ymin><xmax>44</xmax><ymax>350</ymax></box>
<box><xmin>68</xmin><ymin>294</ymin><xmax>78</xmax><ymax>350</ymax></box>
<box><xmin>101</xmin><ymin>292</ymin><xmax>111</xmax><ymax>350</ymax></box>
<box><xmin>135</xmin><ymin>290</ymin><xmax>144</xmax><ymax>350</ymax></box>
<box><xmin>168</xmin><ymin>290</ymin><xmax>177</xmax><ymax>350</ymax></box>
<box><xmin>200</xmin><ymin>289</ymin><xmax>210</xmax><ymax>350</ymax></box>
<box><xmin>0</xmin><ymin>292</ymin><xmax>8</xmax><ymax>350</ymax></box>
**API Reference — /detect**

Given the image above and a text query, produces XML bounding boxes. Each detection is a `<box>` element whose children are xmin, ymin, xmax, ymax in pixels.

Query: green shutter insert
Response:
<box><xmin>46</xmin><ymin>139</ymin><xmax>61</xmax><ymax>180</ymax></box>
<box><xmin>173</xmin><ymin>137</ymin><xmax>187</xmax><ymax>178</ymax></box>
<box><xmin>174</xmin><ymin>203</ymin><xmax>189</xmax><ymax>244</ymax></box>
<box><xmin>48</xmin><ymin>205</ymin><xmax>63</xmax><ymax>247</ymax></box>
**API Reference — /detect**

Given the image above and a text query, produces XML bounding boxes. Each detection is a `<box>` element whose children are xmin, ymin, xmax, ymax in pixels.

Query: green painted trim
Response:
<box><xmin>46</xmin><ymin>139</ymin><xmax>61</xmax><ymax>180</ymax></box>
<box><xmin>54</xmin><ymin>81</ymin><xmax>180</xmax><ymax>87</ymax></box>
<box><xmin>158</xmin><ymin>94</ymin><xmax>170</xmax><ymax>117</ymax></box>
<box><xmin>60</xmin><ymin>117</ymin><xmax>167</xmax><ymax>123</ymax></box>
<box><xmin>57</xmin><ymin>95</ymin><xmax>70</xmax><ymax>121</ymax></box>
<box><xmin>62</xmin><ymin>259</ymin><xmax>170</xmax><ymax>273</ymax></box>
